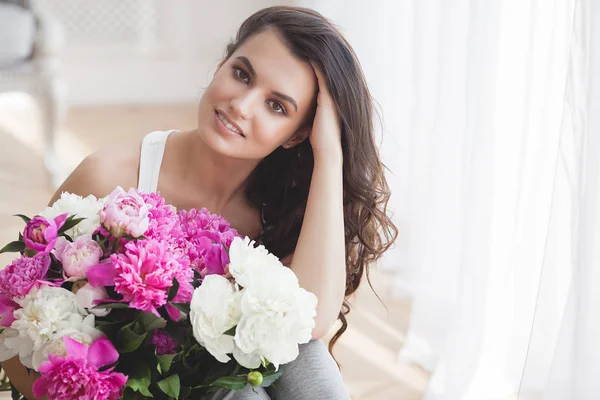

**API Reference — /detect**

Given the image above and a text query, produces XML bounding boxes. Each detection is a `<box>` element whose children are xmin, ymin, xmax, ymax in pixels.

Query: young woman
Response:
<box><xmin>2</xmin><ymin>6</ymin><xmax>397</xmax><ymax>399</ymax></box>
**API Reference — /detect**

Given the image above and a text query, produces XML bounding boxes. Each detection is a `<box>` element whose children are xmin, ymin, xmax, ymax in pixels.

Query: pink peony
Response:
<box><xmin>111</xmin><ymin>239</ymin><xmax>192</xmax><ymax>315</ymax></box>
<box><xmin>176</xmin><ymin>208</ymin><xmax>239</xmax><ymax>274</ymax></box>
<box><xmin>0</xmin><ymin>294</ymin><xmax>18</xmax><ymax>327</ymax></box>
<box><xmin>32</xmin><ymin>336</ymin><xmax>127</xmax><ymax>400</ymax></box>
<box><xmin>139</xmin><ymin>191</ymin><xmax>183</xmax><ymax>243</ymax></box>
<box><xmin>54</xmin><ymin>235</ymin><xmax>103</xmax><ymax>281</ymax></box>
<box><xmin>172</xmin><ymin>278</ymin><xmax>194</xmax><ymax>303</ymax></box>
<box><xmin>151</xmin><ymin>329</ymin><xmax>178</xmax><ymax>355</ymax></box>
<box><xmin>99</xmin><ymin>187</ymin><xmax>150</xmax><ymax>238</ymax></box>
<box><xmin>0</xmin><ymin>254</ymin><xmax>50</xmax><ymax>298</ymax></box>
<box><xmin>23</xmin><ymin>214</ymin><xmax>68</xmax><ymax>254</ymax></box>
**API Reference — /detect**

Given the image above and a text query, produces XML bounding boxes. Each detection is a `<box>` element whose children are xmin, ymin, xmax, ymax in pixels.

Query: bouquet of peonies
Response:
<box><xmin>0</xmin><ymin>187</ymin><xmax>317</xmax><ymax>399</ymax></box>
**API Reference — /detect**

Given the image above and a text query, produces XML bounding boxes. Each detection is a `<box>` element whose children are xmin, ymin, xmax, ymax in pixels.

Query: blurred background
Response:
<box><xmin>1</xmin><ymin>0</ymin><xmax>600</xmax><ymax>399</ymax></box>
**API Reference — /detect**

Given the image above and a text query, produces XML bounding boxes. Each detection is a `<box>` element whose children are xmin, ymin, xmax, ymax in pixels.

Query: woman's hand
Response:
<box><xmin>308</xmin><ymin>61</ymin><xmax>342</xmax><ymax>156</ymax></box>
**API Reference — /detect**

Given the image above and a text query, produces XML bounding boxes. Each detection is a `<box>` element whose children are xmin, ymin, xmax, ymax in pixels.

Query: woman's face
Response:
<box><xmin>197</xmin><ymin>29</ymin><xmax>318</xmax><ymax>159</ymax></box>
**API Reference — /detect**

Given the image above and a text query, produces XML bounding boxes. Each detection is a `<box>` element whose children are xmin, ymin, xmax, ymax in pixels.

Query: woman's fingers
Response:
<box><xmin>310</xmin><ymin>61</ymin><xmax>334</xmax><ymax>105</ymax></box>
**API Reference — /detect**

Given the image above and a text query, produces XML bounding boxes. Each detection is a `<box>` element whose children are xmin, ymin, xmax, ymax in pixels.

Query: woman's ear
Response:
<box><xmin>282</xmin><ymin>125</ymin><xmax>311</xmax><ymax>149</ymax></box>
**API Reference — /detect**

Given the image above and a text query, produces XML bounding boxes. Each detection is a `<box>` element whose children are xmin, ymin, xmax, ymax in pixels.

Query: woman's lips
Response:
<box><xmin>215</xmin><ymin>110</ymin><xmax>245</xmax><ymax>137</ymax></box>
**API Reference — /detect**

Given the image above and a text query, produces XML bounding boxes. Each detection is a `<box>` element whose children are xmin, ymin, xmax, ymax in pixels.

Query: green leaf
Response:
<box><xmin>259</xmin><ymin>370</ymin><xmax>284</xmax><ymax>387</ymax></box>
<box><xmin>10</xmin><ymin>382</ymin><xmax>24</xmax><ymax>400</ymax></box>
<box><xmin>117</xmin><ymin>323</ymin><xmax>147</xmax><ymax>353</ymax></box>
<box><xmin>211</xmin><ymin>376</ymin><xmax>248</xmax><ymax>391</ymax></box>
<box><xmin>223</xmin><ymin>326</ymin><xmax>236</xmax><ymax>336</ymax></box>
<box><xmin>167</xmin><ymin>278</ymin><xmax>179</xmax><ymax>301</ymax></box>
<box><xmin>0</xmin><ymin>241</ymin><xmax>25</xmax><ymax>254</ymax></box>
<box><xmin>139</xmin><ymin>385</ymin><xmax>153</xmax><ymax>397</ymax></box>
<box><xmin>179</xmin><ymin>386</ymin><xmax>192</xmax><ymax>398</ymax></box>
<box><xmin>13</xmin><ymin>214</ymin><xmax>30</xmax><ymax>224</ymax></box>
<box><xmin>120</xmin><ymin>389</ymin><xmax>137</xmax><ymax>400</ymax></box>
<box><xmin>157</xmin><ymin>353</ymin><xmax>176</xmax><ymax>375</ymax></box>
<box><xmin>95</xmin><ymin>321</ymin><xmax>122</xmax><ymax>337</ymax></box>
<box><xmin>125</xmin><ymin>364</ymin><xmax>153</xmax><ymax>397</ymax></box>
<box><xmin>24</xmin><ymin>248</ymin><xmax>36</xmax><ymax>257</ymax></box>
<box><xmin>58</xmin><ymin>217</ymin><xmax>86</xmax><ymax>235</ymax></box>
<box><xmin>92</xmin><ymin>302</ymin><xmax>129</xmax><ymax>310</ymax></box>
<box><xmin>157</xmin><ymin>374</ymin><xmax>180</xmax><ymax>398</ymax></box>
<box><xmin>138</xmin><ymin>311</ymin><xmax>167</xmax><ymax>331</ymax></box>
<box><xmin>170</xmin><ymin>302</ymin><xmax>190</xmax><ymax>315</ymax></box>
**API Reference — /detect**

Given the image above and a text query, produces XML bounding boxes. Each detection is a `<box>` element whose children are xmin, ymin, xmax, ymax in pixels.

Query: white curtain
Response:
<box><xmin>301</xmin><ymin>0</ymin><xmax>599</xmax><ymax>398</ymax></box>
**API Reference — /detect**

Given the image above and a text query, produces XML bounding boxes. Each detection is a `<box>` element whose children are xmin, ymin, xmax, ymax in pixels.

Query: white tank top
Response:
<box><xmin>137</xmin><ymin>130</ymin><xmax>178</xmax><ymax>193</ymax></box>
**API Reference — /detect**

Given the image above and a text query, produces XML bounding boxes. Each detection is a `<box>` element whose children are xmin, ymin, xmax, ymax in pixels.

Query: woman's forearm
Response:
<box><xmin>2</xmin><ymin>357</ymin><xmax>40</xmax><ymax>399</ymax></box>
<box><xmin>290</xmin><ymin>149</ymin><xmax>346</xmax><ymax>339</ymax></box>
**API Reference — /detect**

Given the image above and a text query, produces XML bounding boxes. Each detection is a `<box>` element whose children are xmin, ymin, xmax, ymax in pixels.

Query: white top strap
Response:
<box><xmin>137</xmin><ymin>130</ymin><xmax>177</xmax><ymax>193</ymax></box>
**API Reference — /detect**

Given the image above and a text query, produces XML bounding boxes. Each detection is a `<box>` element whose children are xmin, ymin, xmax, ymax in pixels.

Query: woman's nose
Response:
<box><xmin>229</xmin><ymin>90</ymin><xmax>259</xmax><ymax>120</ymax></box>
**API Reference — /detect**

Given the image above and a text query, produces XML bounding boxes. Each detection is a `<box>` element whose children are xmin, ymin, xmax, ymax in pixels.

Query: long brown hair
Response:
<box><xmin>221</xmin><ymin>6</ymin><xmax>398</xmax><ymax>362</ymax></box>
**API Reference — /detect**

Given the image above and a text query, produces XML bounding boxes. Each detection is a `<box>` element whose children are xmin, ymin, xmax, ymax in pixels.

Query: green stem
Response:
<box><xmin>112</xmin><ymin>237</ymin><xmax>119</xmax><ymax>253</ymax></box>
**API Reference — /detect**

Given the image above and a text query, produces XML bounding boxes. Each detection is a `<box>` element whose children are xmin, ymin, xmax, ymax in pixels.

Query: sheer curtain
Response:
<box><xmin>300</xmin><ymin>0</ymin><xmax>598</xmax><ymax>398</ymax></box>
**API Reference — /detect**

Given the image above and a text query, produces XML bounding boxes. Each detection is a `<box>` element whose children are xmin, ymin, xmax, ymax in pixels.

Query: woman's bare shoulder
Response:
<box><xmin>49</xmin><ymin>140</ymin><xmax>142</xmax><ymax>205</ymax></box>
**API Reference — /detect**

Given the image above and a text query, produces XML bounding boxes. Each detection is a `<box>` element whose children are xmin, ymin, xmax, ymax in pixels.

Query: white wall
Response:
<box><xmin>50</xmin><ymin>0</ymin><xmax>293</xmax><ymax>105</ymax></box>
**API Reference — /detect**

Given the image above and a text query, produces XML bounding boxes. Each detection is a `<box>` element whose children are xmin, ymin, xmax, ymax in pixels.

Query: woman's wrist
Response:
<box><xmin>311</xmin><ymin>145</ymin><xmax>343</xmax><ymax>167</ymax></box>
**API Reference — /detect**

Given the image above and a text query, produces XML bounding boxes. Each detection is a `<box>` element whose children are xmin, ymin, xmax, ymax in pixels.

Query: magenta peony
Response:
<box><xmin>32</xmin><ymin>336</ymin><xmax>127</xmax><ymax>400</ymax></box>
<box><xmin>176</xmin><ymin>208</ymin><xmax>239</xmax><ymax>275</ymax></box>
<box><xmin>110</xmin><ymin>239</ymin><xmax>191</xmax><ymax>315</ymax></box>
<box><xmin>139</xmin><ymin>191</ymin><xmax>182</xmax><ymax>243</ymax></box>
<box><xmin>0</xmin><ymin>254</ymin><xmax>50</xmax><ymax>298</ymax></box>
<box><xmin>22</xmin><ymin>214</ymin><xmax>68</xmax><ymax>254</ymax></box>
<box><xmin>151</xmin><ymin>329</ymin><xmax>178</xmax><ymax>355</ymax></box>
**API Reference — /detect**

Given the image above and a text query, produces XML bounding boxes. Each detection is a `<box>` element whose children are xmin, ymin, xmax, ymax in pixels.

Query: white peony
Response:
<box><xmin>75</xmin><ymin>283</ymin><xmax>110</xmax><ymax>317</ymax></box>
<box><xmin>232</xmin><ymin>345</ymin><xmax>262</xmax><ymax>369</ymax></box>
<box><xmin>233</xmin><ymin>266</ymin><xmax>318</xmax><ymax>370</ymax></box>
<box><xmin>40</xmin><ymin>192</ymin><xmax>105</xmax><ymax>238</ymax></box>
<box><xmin>0</xmin><ymin>327</ymin><xmax>19</xmax><ymax>362</ymax></box>
<box><xmin>2</xmin><ymin>285</ymin><xmax>87</xmax><ymax>368</ymax></box>
<box><xmin>31</xmin><ymin>313</ymin><xmax>102</xmax><ymax>370</ymax></box>
<box><xmin>227</xmin><ymin>236</ymin><xmax>282</xmax><ymax>288</ymax></box>
<box><xmin>189</xmin><ymin>275</ymin><xmax>242</xmax><ymax>363</ymax></box>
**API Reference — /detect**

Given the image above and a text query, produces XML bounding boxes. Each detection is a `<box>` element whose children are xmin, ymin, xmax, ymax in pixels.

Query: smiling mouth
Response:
<box><xmin>215</xmin><ymin>110</ymin><xmax>245</xmax><ymax>137</ymax></box>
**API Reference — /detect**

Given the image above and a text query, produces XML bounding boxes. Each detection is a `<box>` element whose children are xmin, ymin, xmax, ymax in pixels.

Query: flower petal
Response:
<box><xmin>86</xmin><ymin>262</ymin><xmax>118</xmax><ymax>287</ymax></box>
<box><xmin>43</xmin><ymin>225</ymin><xmax>58</xmax><ymax>243</ymax></box>
<box><xmin>88</xmin><ymin>336</ymin><xmax>119</xmax><ymax>368</ymax></box>
<box><xmin>32</xmin><ymin>376</ymin><xmax>50</xmax><ymax>398</ymax></box>
<box><xmin>0</xmin><ymin>295</ymin><xmax>18</xmax><ymax>327</ymax></box>
<box><xmin>53</xmin><ymin>212</ymin><xmax>69</xmax><ymax>230</ymax></box>
<box><xmin>165</xmin><ymin>302</ymin><xmax>180</xmax><ymax>321</ymax></box>
<box><xmin>63</xmin><ymin>336</ymin><xmax>89</xmax><ymax>360</ymax></box>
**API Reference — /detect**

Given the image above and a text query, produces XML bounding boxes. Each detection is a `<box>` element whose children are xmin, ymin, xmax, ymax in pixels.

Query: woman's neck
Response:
<box><xmin>172</xmin><ymin>129</ymin><xmax>260</xmax><ymax>214</ymax></box>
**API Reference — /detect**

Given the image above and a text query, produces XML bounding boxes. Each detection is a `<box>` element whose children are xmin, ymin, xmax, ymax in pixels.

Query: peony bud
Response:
<box><xmin>23</xmin><ymin>214</ymin><xmax>68</xmax><ymax>254</ymax></box>
<box><xmin>247</xmin><ymin>371</ymin><xmax>263</xmax><ymax>387</ymax></box>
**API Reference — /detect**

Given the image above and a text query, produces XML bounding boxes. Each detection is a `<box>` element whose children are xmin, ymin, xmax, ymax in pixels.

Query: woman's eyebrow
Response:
<box><xmin>235</xmin><ymin>56</ymin><xmax>298</xmax><ymax>112</ymax></box>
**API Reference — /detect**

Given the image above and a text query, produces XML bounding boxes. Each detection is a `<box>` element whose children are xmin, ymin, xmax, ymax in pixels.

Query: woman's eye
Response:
<box><xmin>233</xmin><ymin>67</ymin><xmax>249</xmax><ymax>84</ymax></box>
<box><xmin>232</xmin><ymin>66</ymin><xmax>286</xmax><ymax>115</ymax></box>
<box><xmin>267</xmin><ymin>100</ymin><xmax>287</xmax><ymax>115</ymax></box>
